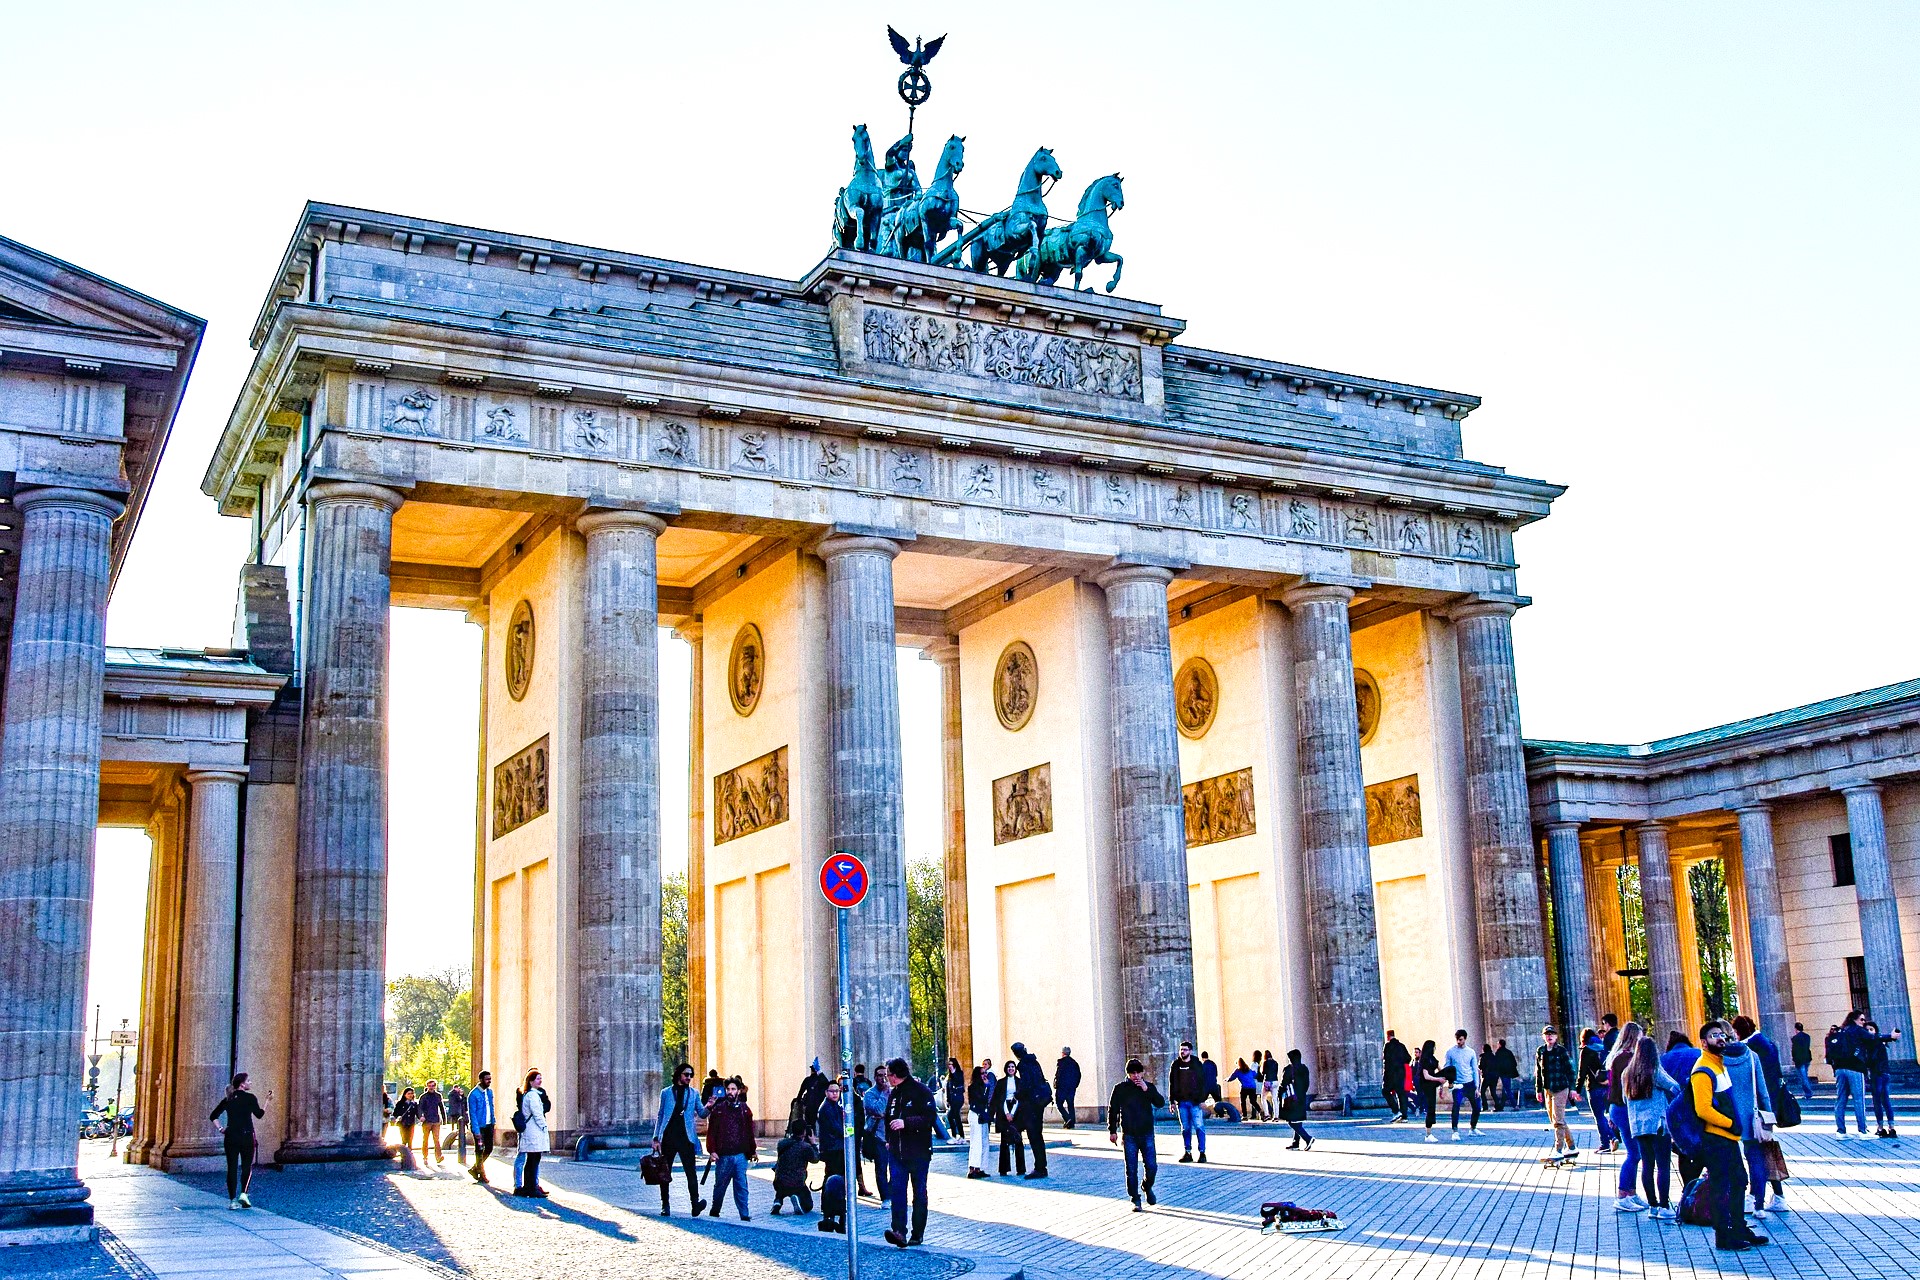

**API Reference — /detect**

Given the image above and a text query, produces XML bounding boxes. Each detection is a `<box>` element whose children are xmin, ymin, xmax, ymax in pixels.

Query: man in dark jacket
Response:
<box><xmin>771</xmin><ymin>1131</ymin><xmax>818</xmax><ymax>1216</ymax></box>
<box><xmin>882</xmin><ymin>1058</ymin><xmax>938</xmax><ymax>1248</ymax></box>
<box><xmin>1789</xmin><ymin>1023</ymin><xmax>1814</xmax><ymax>1100</ymax></box>
<box><xmin>706</xmin><ymin>1080</ymin><xmax>757</xmax><ymax>1221</ymax></box>
<box><xmin>1382</xmin><ymin>1032</ymin><xmax>1412</xmax><ymax>1120</ymax></box>
<box><xmin>1536</xmin><ymin>1026</ymin><xmax>1579</xmax><ymax>1161</ymax></box>
<box><xmin>1108</xmin><ymin>1058</ymin><xmax>1166</xmax><ymax>1211</ymax></box>
<box><xmin>1010</xmin><ymin>1043</ymin><xmax>1050</xmax><ymax>1177</ymax></box>
<box><xmin>1493</xmin><ymin>1040</ymin><xmax>1522</xmax><ymax>1109</ymax></box>
<box><xmin>1053</xmin><ymin>1048</ymin><xmax>1082</xmax><ymax>1129</ymax></box>
<box><xmin>1168</xmin><ymin>1041</ymin><xmax>1207</xmax><ymax>1163</ymax></box>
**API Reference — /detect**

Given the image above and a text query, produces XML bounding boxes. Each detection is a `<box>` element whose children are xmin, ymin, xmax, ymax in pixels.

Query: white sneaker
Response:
<box><xmin>1614</xmin><ymin>1197</ymin><xmax>1646</xmax><ymax>1213</ymax></box>
<box><xmin>237</xmin><ymin>1193</ymin><xmax>252</xmax><ymax>1209</ymax></box>
<box><xmin>1424</xmin><ymin>1132</ymin><xmax>1438</xmax><ymax>1143</ymax></box>
<box><xmin>1452</xmin><ymin>1130</ymin><xmax>1463</xmax><ymax>1142</ymax></box>
<box><xmin>1650</xmin><ymin>1206</ymin><xmax>1676</xmax><ymax>1221</ymax></box>
<box><xmin>229</xmin><ymin>1199</ymin><xmax>241</xmax><ymax>1211</ymax></box>
<box><xmin>1750</xmin><ymin>1209</ymin><xmax>1771</xmax><ymax>1221</ymax></box>
<box><xmin>1770</xmin><ymin>1191</ymin><xmax>1791</xmax><ymax>1213</ymax></box>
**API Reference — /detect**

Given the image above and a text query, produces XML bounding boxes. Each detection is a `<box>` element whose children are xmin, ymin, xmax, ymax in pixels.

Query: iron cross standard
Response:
<box><xmin>887</xmin><ymin>25</ymin><xmax>945</xmax><ymax>132</ymax></box>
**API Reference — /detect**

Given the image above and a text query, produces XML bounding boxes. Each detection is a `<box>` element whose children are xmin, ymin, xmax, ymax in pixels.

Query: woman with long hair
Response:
<box><xmin>1622</xmin><ymin>1036</ymin><xmax>1681</xmax><ymax>1218</ymax></box>
<box><xmin>209</xmin><ymin>1071</ymin><xmax>265</xmax><ymax>1209</ymax></box>
<box><xmin>1608</xmin><ymin>1021</ymin><xmax>1648</xmax><ymax>1212</ymax></box>
<box><xmin>1280</xmin><ymin>1050</ymin><xmax>1313</xmax><ymax>1151</ymax></box>
<box><xmin>393</xmin><ymin>1087</ymin><xmax>420</xmax><ymax>1167</ymax></box>
<box><xmin>1231</xmin><ymin>1058</ymin><xmax>1261</xmax><ymax>1122</ymax></box>
<box><xmin>515</xmin><ymin>1068</ymin><xmax>552</xmax><ymax>1197</ymax></box>
<box><xmin>1417</xmin><ymin>1041</ymin><xmax>1446</xmax><ymax>1142</ymax></box>
<box><xmin>945</xmin><ymin>1056</ymin><xmax>968</xmax><ymax>1140</ymax></box>
<box><xmin>965</xmin><ymin>1064</ymin><xmax>992</xmax><ymax>1178</ymax></box>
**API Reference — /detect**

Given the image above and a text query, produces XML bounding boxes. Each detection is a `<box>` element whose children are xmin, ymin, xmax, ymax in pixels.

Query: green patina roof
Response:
<box><xmin>1526</xmin><ymin>676</ymin><xmax>1920</xmax><ymax>761</ymax></box>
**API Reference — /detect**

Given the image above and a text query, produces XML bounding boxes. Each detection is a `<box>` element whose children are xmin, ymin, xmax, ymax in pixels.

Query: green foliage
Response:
<box><xmin>386</xmin><ymin>967</ymin><xmax>472</xmax><ymax>1088</ymax></box>
<box><xmin>1689</xmin><ymin>859</ymin><xmax>1740</xmax><ymax>1019</ymax></box>
<box><xmin>663</xmin><ymin>870</ymin><xmax>688</xmax><ymax>1074</ymax></box>
<box><xmin>1616</xmin><ymin>864</ymin><xmax>1653</xmax><ymax>1027</ymax></box>
<box><xmin>396</xmin><ymin>1030</ymin><xmax>471</xmax><ymax>1092</ymax></box>
<box><xmin>906</xmin><ymin>857</ymin><xmax>946</xmax><ymax>1078</ymax></box>
<box><xmin>443</xmin><ymin>988</ymin><xmax>473</xmax><ymax>1044</ymax></box>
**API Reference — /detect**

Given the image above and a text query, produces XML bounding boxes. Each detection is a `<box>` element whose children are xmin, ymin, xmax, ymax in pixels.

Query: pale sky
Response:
<box><xmin>8</xmin><ymin>4</ymin><xmax>1912</xmax><ymax>1024</ymax></box>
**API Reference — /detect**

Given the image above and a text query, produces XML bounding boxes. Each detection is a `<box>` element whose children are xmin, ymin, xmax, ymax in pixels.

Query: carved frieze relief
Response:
<box><xmin>491</xmin><ymin>735</ymin><xmax>550</xmax><ymax>839</ymax></box>
<box><xmin>714</xmin><ymin>746</ymin><xmax>789</xmax><ymax>845</ymax></box>
<box><xmin>728</xmin><ymin>623</ymin><xmax>764</xmax><ymax>716</ymax></box>
<box><xmin>993</xmin><ymin>641</ymin><xmax>1037</xmax><ymax>731</ymax></box>
<box><xmin>1174</xmin><ymin>657</ymin><xmax>1219</xmax><ymax>740</ymax></box>
<box><xmin>992</xmin><ymin>763</ymin><xmax>1053</xmax><ymax>845</ymax></box>
<box><xmin>505</xmin><ymin>599</ymin><xmax>535</xmax><ymax>702</ymax></box>
<box><xmin>861</xmin><ymin>305</ymin><xmax>1143</xmax><ymax>401</ymax></box>
<box><xmin>1365</xmin><ymin>774</ymin><xmax>1422</xmax><ymax>846</ymax></box>
<box><xmin>1183</xmin><ymin>767</ymin><xmax>1255</xmax><ymax>848</ymax></box>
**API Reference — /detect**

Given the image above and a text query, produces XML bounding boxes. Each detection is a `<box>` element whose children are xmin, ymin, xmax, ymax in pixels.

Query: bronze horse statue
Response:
<box><xmin>1017</xmin><ymin>173</ymin><xmax>1124</xmax><ymax>292</ymax></box>
<box><xmin>880</xmin><ymin>134</ymin><xmax>964</xmax><ymax>262</ymax></box>
<box><xmin>934</xmin><ymin>145</ymin><xmax>1062</xmax><ymax>276</ymax></box>
<box><xmin>832</xmin><ymin>124</ymin><xmax>884</xmax><ymax>252</ymax></box>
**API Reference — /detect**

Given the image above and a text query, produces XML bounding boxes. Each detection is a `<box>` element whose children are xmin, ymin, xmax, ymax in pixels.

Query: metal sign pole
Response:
<box><xmin>838</xmin><ymin>903</ymin><xmax>859</xmax><ymax>1280</ymax></box>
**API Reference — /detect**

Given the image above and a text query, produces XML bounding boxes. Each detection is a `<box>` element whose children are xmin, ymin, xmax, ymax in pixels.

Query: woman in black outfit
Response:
<box><xmin>1280</xmin><ymin>1050</ymin><xmax>1313</xmax><ymax>1150</ymax></box>
<box><xmin>1417</xmin><ymin>1041</ymin><xmax>1446</xmax><ymax>1141</ymax></box>
<box><xmin>210</xmin><ymin>1071</ymin><xmax>265</xmax><ymax>1209</ymax></box>
<box><xmin>945</xmin><ymin>1057</ymin><xmax>968</xmax><ymax>1139</ymax></box>
<box><xmin>393</xmin><ymin>1087</ymin><xmax>421</xmax><ymax>1166</ymax></box>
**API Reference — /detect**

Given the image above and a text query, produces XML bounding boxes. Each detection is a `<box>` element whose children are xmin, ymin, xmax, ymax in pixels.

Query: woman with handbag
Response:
<box><xmin>1733</xmin><ymin>1016</ymin><xmax>1793</xmax><ymax>1212</ymax></box>
<box><xmin>1416</xmin><ymin>1042</ymin><xmax>1446</xmax><ymax>1143</ymax></box>
<box><xmin>392</xmin><ymin>1088</ymin><xmax>420</xmax><ymax>1169</ymax></box>
<box><xmin>1716</xmin><ymin>1022</ymin><xmax>1779</xmax><ymax>1223</ymax></box>
<box><xmin>514</xmin><ymin>1069</ymin><xmax>551</xmax><ymax>1197</ymax></box>
<box><xmin>1280</xmin><ymin>1050</ymin><xmax>1313</xmax><ymax>1150</ymax></box>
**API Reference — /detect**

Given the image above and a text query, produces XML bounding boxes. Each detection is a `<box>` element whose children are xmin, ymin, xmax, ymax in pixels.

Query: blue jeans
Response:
<box><xmin>1450</xmin><ymin>1085</ymin><xmax>1480</xmax><ymax>1130</ymax></box>
<box><xmin>1794</xmin><ymin>1064</ymin><xmax>1813</xmax><ymax>1099</ymax></box>
<box><xmin>711</xmin><ymin>1153</ymin><xmax>749</xmax><ymax>1217</ymax></box>
<box><xmin>1177</xmin><ymin>1101</ymin><xmax>1207</xmax><ymax>1153</ymax></box>
<box><xmin>1590</xmin><ymin>1085</ymin><xmax>1617</xmax><ymax>1146</ymax></box>
<box><xmin>1637</xmin><ymin>1130</ymin><xmax>1672</xmax><ymax>1208</ymax></box>
<box><xmin>513</xmin><ymin>1151</ymin><xmax>526</xmax><ymax>1188</ymax></box>
<box><xmin>888</xmin><ymin>1151</ymin><xmax>930</xmax><ymax>1239</ymax></box>
<box><xmin>1835</xmin><ymin>1068</ymin><xmax>1868</xmax><ymax>1133</ymax></box>
<box><xmin>1123</xmin><ymin>1132</ymin><xmax>1158</xmax><ymax>1200</ymax></box>
<box><xmin>1871</xmin><ymin>1072</ymin><xmax>1894</xmax><ymax>1130</ymax></box>
<box><xmin>1743</xmin><ymin>1140</ymin><xmax>1773</xmax><ymax>1209</ymax></box>
<box><xmin>1613</xmin><ymin>1106</ymin><xmax>1638</xmax><ymax>1195</ymax></box>
<box><xmin>872</xmin><ymin>1139</ymin><xmax>893</xmax><ymax>1198</ymax></box>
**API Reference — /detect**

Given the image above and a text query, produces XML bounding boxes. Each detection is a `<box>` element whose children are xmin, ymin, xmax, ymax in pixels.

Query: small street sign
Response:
<box><xmin>110</xmin><ymin>1029</ymin><xmax>137</xmax><ymax>1047</ymax></box>
<box><xmin>820</xmin><ymin>852</ymin><xmax>869</xmax><ymax>910</ymax></box>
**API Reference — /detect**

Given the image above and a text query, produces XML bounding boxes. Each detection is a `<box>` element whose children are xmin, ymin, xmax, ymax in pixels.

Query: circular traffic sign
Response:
<box><xmin>820</xmin><ymin>853</ymin><xmax>870</xmax><ymax>909</ymax></box>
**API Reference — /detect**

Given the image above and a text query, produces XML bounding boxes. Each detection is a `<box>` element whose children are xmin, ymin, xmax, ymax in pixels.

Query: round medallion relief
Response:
<box><xmin>504</xmin><ymin>599</ymin><xmax>535</xmax><ymax>702</ymax></box>
<box><xmin>1174</xmin><ymin>656</ymin><xmax>1219</xmax><ymax>740</ymax></box>
<box><xmin>993</xmin><ymin>641</ymin><xmax>1038</xmax><ymax>731</ymax></box>
<box><xmin>729</xmin><ymin>623</ymin><xmax>765</xmax><ymax>717</ymax></box>
<box><xmin>1355</xmin><ymin>668</ymin><xmax>1382</xmax><ymax>746</ymax></box>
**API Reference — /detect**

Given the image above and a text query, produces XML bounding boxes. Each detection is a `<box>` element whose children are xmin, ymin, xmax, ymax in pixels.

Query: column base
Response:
<box><xmin>0</xmin><ymin>1175</ymin><xmax>94</xmax><ymax>1243</ymax></box>
<box><xmin>149</xmin><ymin>1135</ymin><xmax>229</xmax><ymax>1173</ymax></box>
<box><xmin>275</xmin><ymin>1135</ymin><xmax>394</xmax><ymax>1166</ymax></box>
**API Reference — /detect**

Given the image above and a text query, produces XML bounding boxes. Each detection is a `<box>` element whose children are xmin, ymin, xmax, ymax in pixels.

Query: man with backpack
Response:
<box><xmin>1010</xmin><ymin>1042</ymin><xmax>1051</xmax><ymax>1178</ymax></box>
<box><xmin>1678</xmin><ymin>1020</ymin><xmax>1769</xmax><ymax>1252</ymax></box>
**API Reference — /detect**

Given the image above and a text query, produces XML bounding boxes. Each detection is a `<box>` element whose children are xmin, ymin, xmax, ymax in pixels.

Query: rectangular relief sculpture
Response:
<box><xmin>714</xmin><ymin>745</ymin><xmax>790</xmax><ymax>845</ymax></box>
<box><xmin>1365</xmin><ymin>774</ymin><xmax>1423</xmax><ymax>846</ymax></box>
<box><xmin>992</xmin><ymin>763</ymin><xmax>1053</xmax><ymax>845</ymax></box>
<box><xmin>492</xmin><ymin>735</ymin><xmax>550</xmax><ymax>838</ymax></box>
<box><xmin>1183</xmin><ymin>767</ymin><xmax>1256</xmax><ymax>848</ymax></box>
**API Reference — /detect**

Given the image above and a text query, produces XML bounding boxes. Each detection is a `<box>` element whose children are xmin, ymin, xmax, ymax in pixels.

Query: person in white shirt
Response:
<box><xmin>1444</xmin><ymin>1030</ymin><xmax>1484</xmax><ymax>1139</ymax></box>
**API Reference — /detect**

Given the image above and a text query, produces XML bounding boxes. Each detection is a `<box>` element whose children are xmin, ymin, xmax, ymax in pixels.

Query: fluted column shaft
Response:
<box><xmin>1545</xmin><ymin>822</ymin><xmax>1598</xmax><ymax>1031</ymax></box>
<box><xmin>281</xmin><ymin>481</ymin><xmax>403</xmax><ymax>1162</ymax></box>
<box><xmin>576</xmin><ymin>510</ymin><xmax>668</xmax><ymax>1134</ymax></box>
<box><xmin>0</xmin><ymin>486</ymin><xmax>122</xmax><ymax>1233</ymax></box>
<box><xmin>1735</xmin><ymin>804</ymin><xmax>1797</xmax><ymax>1049</ymax></box>
<box><xmin>818</xmin><ymin>534</ymin><xmax>911</xmax><ymax>1069</ymax></box>
<box><xmin>1280</xmin><ymin>583</ymin><xmax>1384</xmax><ymax>1105</ymax></box>
<box><xmin>1448</xmin><ymin>601</ymin><xmax>1552</xmax><ymax>1063</ymax></box>
<box><xmin>928</xmin><ymin>642</ymin><xmax>973</xmax><ymax>1068</ymax></box>
<box><xmin>673</xmin><ymin>620</ymin><xmax>707</xmax><ymax>1075</ymax></box>
<box><xmin>1095</xmin><ymin>565</ymin><xmax>1196</xmax><ymax>1086</ymax></box>
<box><xmin>1845</xmin><ymin>784</ymin><xmax>1915</xmax><ymax>1061</ymax></box>
<box><xmin>163</xmin><ymin>769</ymin><xmax>248</xmax><ymax>1161</ymax></box>
<box><xmin>1634</xmin><ymin>822</ymin><xmax>1687</xmax><ymax>1042</ymax></box>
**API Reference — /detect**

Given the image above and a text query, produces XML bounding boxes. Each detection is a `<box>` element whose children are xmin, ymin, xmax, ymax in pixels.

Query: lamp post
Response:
<box><xmin>108</xmin><ymin>1019</ymin><xmax>132</xmax><ymax>1156</ymax></box>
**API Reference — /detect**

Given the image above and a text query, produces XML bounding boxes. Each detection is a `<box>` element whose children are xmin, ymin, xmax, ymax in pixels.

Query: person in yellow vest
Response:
<box><xmin>1691</xmin><ymin>1022</ymin><xmax>1767</xmax><ymax>1253</ymax></box>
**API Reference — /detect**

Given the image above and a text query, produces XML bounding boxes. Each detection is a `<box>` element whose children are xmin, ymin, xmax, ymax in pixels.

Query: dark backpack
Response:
<box><xmin>1665</xmin><ymin>1073</ymin><xmax>1706</xmax><ymax>1158</ymax></box>
<box><xmin>1678</xmin><ymin>1174</ymin><xmax>1713</xmax><ymax>1227</ymax></box>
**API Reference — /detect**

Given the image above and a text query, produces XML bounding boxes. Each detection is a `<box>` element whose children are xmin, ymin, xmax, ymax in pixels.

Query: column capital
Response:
<box><xmin>1633</xmin><ymin>819</ymin><xmax>1670</xmax><ymax>835</ymax></box>
<box><xmin>1093</xmin><ymin>560</ymin><xmax>1175</xmax><ymax>592</ymax></box>
<box><xmin>1734</xmin><ymin>800</ymin><xmax>1773</xmax><ymax>816</ymax></box>
<box><xmin>1277</xmin><ymin>580</ymin><xmax>1355</xmax><ymax>610</ymax></box>
<box><xmin>306</xmin><ymin>480</ymin><xmax>405</xmax><ymax>513</ymax></box>
<box><xmin>1544</xmin><ymin>820</ymin><xmax>1584</xmax><ymax>835</ymax></box>
<box><xmin>1840</xmin><ymin>780</ymin><xmax>1885</xmax><ymax>797</ymax></box>
<box><xmin>576</xmin><ymin>508</ymin><xmax>668</xmax><ymax>539</ymax></box>
<box><xmin>1442</xmin><ymin>595</ymin><xmax>1528</xmax><ymax>624</ymax></box>
<box><xmin>920</xmin><ymin>638</ymin><xmax>961</xmax><ymax>668</ymax></box>
<box><xmin>671</xmin><ymin>617</ymin><xmax>704</xmax><ymax>646</ymax></box>
<box><xmin>814</xmin><ymin>530</ymin><xmax>904</xmax><ymax>562</ymax></box>
<box><xmin>11</xmin><ymin>484</ymin><xmax>126</xmax><ymax>521</ymax></box>
<box><xmin>184</xmin><ymin>767</ymin><xmax>249</xmax><ymax>787</ymax></box>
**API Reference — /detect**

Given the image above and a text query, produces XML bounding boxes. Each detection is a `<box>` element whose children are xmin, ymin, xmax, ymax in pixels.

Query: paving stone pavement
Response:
<box><xmin>53</xmin><ymin>1099</ymin><xmax>1920</xmax><ymax>1280</ymax></box>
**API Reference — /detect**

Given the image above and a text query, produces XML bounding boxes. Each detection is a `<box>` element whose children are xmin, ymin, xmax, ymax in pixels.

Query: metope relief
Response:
<box><xmin>728</xmin><ymin>623</ymin><xmax>764</xmax><ymax>716</ymax></box>
<box><xmin>491</xmin><ymin>735</ymin><xmax>549</xmax><ymax>839</ymax></box>
<box><xmin>1365</xmin><ymin>774</ymin><xmax>1422</xmax><ymax>846</ymax></box>
<box><xmin>713</xmin><ymin>746</ymin><xmax>789</xmax><ymax>845</ymax></box>
<box><xmin>735</xmin><ymin>430</ymin><xmax>774</xmax><ymax>473</ymax></box>
<box><xmin>860</xmin><ymin>305</ymin><xmax>1143</xmax><ymax>401</ymax></box>
<box><xmin>992</xmin><ymin>763</ymin><xmax>1053</xmax><ymax>845</ymax></box>
<box><xmin>387</xmin><ymin>387</ymin><xmax>438</xmax><ymax>435</ymax></box>
<box><xmin>505</xmin><ymin>599</ymin><xmax>536</xmax><ymax>702</ymax></box>
<box><xmin>1174</xmin><ymin>656</ymin><xmax>1218</xmax><ymax>740</ymax></box>
<box><xmin>655</xmin><ymin>421</ymin><xmax>691</xmax><ymax>461</ymax></box>
<box><xmin>993</xmin><ymin>641</ymin><xmax>1037</xmax><ymax>731</ymax></box>
<box><xmin>1183</xmin><ymin>767</ymin><xmax>1256</xmax><ymax>849</ymax></box>
<box><xmin>1355</xmin><ymin>668</ymin><xmax>1381</xmax><ymax>746</ymax></box>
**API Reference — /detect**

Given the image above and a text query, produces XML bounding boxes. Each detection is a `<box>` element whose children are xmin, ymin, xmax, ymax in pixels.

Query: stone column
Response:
<box><xmin>672</xmin><ymin>620</ymin><xmax>707</xmax><ymax>1075</ymax></box>
<box><xmin>159</xmin><ymin>768</ymin><xmax>248</xmax><ymax>1164</ymax></box>
<box><xmin>1634</xmin><ymin>822</ymin><xmax>1688</xmax><ymax>1042</ymax></box>
<box><xmin>1095</xmin><ymin>565</ymin><xmax>1196</xmax><ymax>1085</ymax></box>
<box><xmin>575</xmin><ymin>510</ymin><xmax>668</xmax><ymax>1135</ymax></box>
<box><xmin>1446</xmin><ymin>599</ymin><xmax>1553</xmax><ymax>1063</ymax></box>
<box><xmin>926</xmin><ymin>640</ymin><xmax>974</xmax><ymax>1068</ymax></box>
<box><xmin>817</xmin><ymin>532</ymin><xmax>911</xmax><ymax>1070</ymax></box>
<box><xmin>1278</xmin><ymin>582</ymin><xmax>1384</xmax><ymax>1106</ymax></box>
<box><xmin>280</xmin><ymin>480</ymin><xmax>403</xmax><ymax>1163</ymax></box>
<box><xmin>1735</xmin><ymin>805</ymin><xmax>1797</xmax><ymax>1048</ymax></box>
<box><xmin>1844</xmin><ymin>783</ymin><xmax>1916</xmax><ymax>1062</ymax></box>
<box><xmin>1544</xmin><ymin>822</ymin><xmax>1597</xmax><ymax>1033</ymax></box>
<box><xmin>0</xmin><ymin>486</ymin><xmax>122</xmax><ymax>1237</ymax></box>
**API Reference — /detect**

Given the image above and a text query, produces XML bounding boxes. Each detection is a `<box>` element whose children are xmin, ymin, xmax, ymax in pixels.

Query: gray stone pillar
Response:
<box><xmin>281</xmin><ymin>480</ymin><xmax>403</xmax><ymax>1163</ymax></box>
<box><xmin>817</xmin><ymin>532</ymin><xmax>911</xmax><ymax>1070</ymax></box>
<box><xmin>1735</xmin><ymin>804</ymin><xmax>1797</xmax><ymax>1049</ymax></box>
<box><xmin>1446</xmin><ymin>600</ymin><xmax>1553</xmax><ymax>1064</ymax></box>
<box><xmin>160</xmin><ymin>768</ymin><xmax>248</xmax><ymax>1164</ymax></box>
<box><xmin>671</xmin><ymin>620</ymin><xmax>707</xmax><ymax>1075</ymax></box>
<box><xmin>574</xmin><ymin>509</ymin><xmax>668</xmax><ymax>1135</ymax></box>
<box><xmin>1634</xmin><ymin>822</ymin><xmax>1688</xmax><ymax>1042</ymax></box>
<box><xmin>926</xmin><ymin>641</ymin><xmax>974</xmax><ymax>1069</ymax></box>
<box><xmin>1279</xmin><ymin>582</ymin><xmax>1384</xmax><ymax>1105</ymax></box>
<box><xmin>1095</xmin><ymin>565</ymin><xmax>1197</xmax><ymax>1085</ymax></box>
<box><xmin>1544</xmin><ymin>822</ymin><xmax>1597</xmax><ymax>1032</ymax></box>
<box><xmin>0</xmin><ymin>486</ymin><xmax>122</xmax><ymax>1240</ymax></box>
<box><xmin>1844</xmin><ymin>783</ymin><xmax>1916</xmax><ymax>1061</ymax></box>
